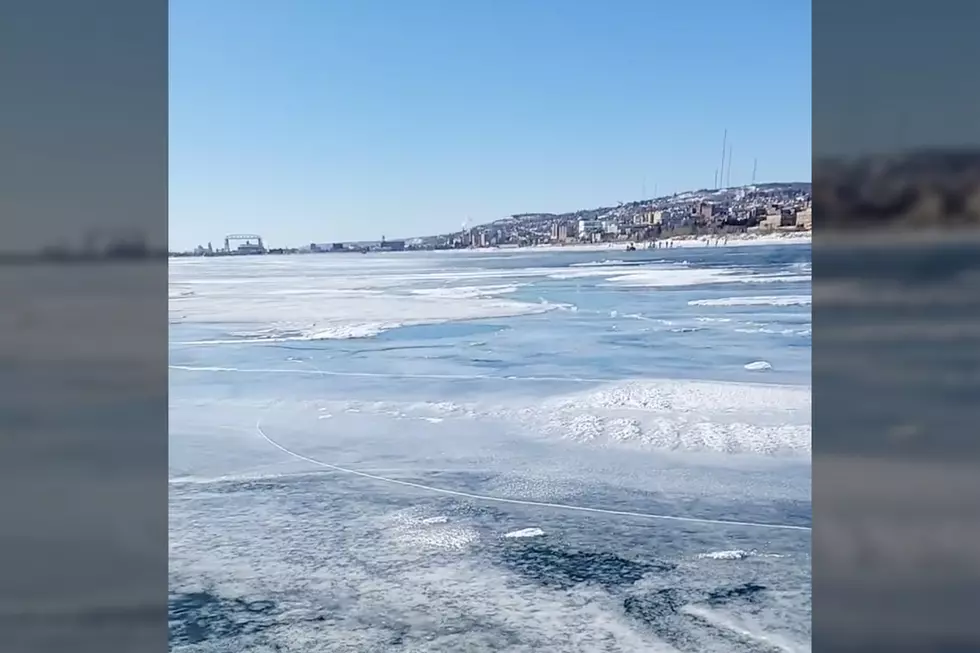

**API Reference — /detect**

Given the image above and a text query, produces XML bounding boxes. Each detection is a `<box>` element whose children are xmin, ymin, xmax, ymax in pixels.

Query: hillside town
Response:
<box><xmin>171</xmin><ymin>181</ymin><xmax>812</xmax><ymax>256</ymax></box>
<box><xmin>425</xmin><ymin>182</ymin><xmax>811</xmax><ymax>250</ymax></box>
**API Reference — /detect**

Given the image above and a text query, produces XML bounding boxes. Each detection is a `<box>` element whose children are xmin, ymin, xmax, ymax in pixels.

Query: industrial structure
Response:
<box><xmin>223</xmin><ymin>234</ymin><xmax>266</xmax><ymax>254</ymax></box>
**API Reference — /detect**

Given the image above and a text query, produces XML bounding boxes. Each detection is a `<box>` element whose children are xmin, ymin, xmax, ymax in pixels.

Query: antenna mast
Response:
<box><xmin>726</xmin><ymin>144</ymin><xmax>733</xmax><ymax>188</ymax></box>
<box><xmin>718</xmin><ymin>129</ymin><xmax>728</xmax><ymax>189</ymax></box>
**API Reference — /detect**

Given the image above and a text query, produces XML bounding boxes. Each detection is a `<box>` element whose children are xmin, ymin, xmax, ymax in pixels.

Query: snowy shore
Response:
<box><xmin>514</xmin><ymin>230</ymin><xmax>811</xmax><ymax>254</ymax></box>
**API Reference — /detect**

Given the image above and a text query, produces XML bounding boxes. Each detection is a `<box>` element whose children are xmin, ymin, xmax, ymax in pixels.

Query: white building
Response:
<box><xmin>578</xmin><ymin>219</ymin><xmax>602</xmax><ymax>235</ymax></box>
<box><xmin>602</xmin><ymin>220</ymin><xmax>619</xmax><ymax>235</ymax></box>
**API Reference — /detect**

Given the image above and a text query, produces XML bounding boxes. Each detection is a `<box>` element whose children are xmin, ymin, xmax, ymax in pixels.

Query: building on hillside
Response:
<box><xmin>551</xmin><ymin>221</ymin><xmax>575</xmax><ymax>242</ymax></box>
<box><xmin>634</xmin><ymin>209</ymin><xmax>664</xmax><ymax>226</ymax></box>
<box><xmin>764</xmin><ymin>208</ymin><xmax>799</xmax><ymax>230</ymax></box>
<box><xmin>796</xmin><ymin>206</ymin><xmax>812</xmax><ymax>230</ymax></box>
<box><xmin>578</xmin><ymin>219</ymin><xmax>602</xmax><ymax>237</ymax></box>
<box><xmin>697</xmin><ymin>202</ymin><xmax>717</xmax><ymax>220</ymax></box>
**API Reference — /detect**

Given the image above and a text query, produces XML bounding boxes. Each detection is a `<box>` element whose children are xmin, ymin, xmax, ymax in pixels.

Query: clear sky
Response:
<box><xmin>169</xmin><ymin>0</ymin><xmax>811</xmax><ymax>250</ymax></box>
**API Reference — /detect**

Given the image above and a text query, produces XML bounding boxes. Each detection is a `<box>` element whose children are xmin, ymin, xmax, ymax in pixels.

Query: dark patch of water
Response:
<box><xmin>168</xmin><ymin>591</ymin><xmax>280</xmax><ymax>646</ymax></box>
<box><xmin>498</xmin><ymin>542</ymin><xmax>674</xmax><ymax>590</ymax></box>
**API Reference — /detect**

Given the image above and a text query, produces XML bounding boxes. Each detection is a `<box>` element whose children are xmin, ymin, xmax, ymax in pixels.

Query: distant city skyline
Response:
<box><xmin>172</xmin><ymin>179</ymin><xmax>812</xmax><ymax>252</ymax></box>
<box><xmin>169</xmin><ymin>0</ymin><xmax>812</xmax><ymax>251</ymax></box>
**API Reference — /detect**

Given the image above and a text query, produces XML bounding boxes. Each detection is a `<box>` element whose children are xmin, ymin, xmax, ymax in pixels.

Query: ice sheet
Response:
<box><xmin>169</xmin><ymin>244</ymin><xmax>813</xmax><ymax>651</ymax></box>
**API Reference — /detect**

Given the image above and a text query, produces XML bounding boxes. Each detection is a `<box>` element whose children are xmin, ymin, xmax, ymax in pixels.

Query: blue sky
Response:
<box><xmin>169</xmin><ymin>0</ymin><xmax>811</xmax><ymax>249</ymax></box>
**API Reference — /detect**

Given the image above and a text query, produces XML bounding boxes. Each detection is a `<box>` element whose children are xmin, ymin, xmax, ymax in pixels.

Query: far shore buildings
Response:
<box><xmin>761</xmin><ymin>198</ymin><xmax>812</xmax><ymax>231</ymax></box>
<box><xmin>174</xmin><ymin>183</ymin><xmax>812</xmax><ymax>257</ymax></box>
<box><xmin>551</xmin><ymin>220</ymin><xmax>579</xmax><ymax>242</ymax></box>
<box><xmin>796</xmin><ymin>204</ymin><xmax>813</xmax><ymax>230</ymax></box>
<box><xmin>634</xmin><ymin>209</ymin><xmax>664</xmax><ymax>226</ymax></box>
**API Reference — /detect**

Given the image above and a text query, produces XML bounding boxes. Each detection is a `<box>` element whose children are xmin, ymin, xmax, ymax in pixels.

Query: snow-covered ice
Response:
<box><xmin>169</xmin><ymin>243</ymin><xmax>812</xmax><ymax>651</ymax></box>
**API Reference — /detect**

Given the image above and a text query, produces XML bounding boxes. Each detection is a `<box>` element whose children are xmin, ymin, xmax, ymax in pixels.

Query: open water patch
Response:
<box><xmin>622</xmin><ymin>582</ymin><xmax>772</xmax><ymax>651</ymax></box>
<box><xmin>496</xmin><ymin>542</ymin><xmax>675</xmax><ymax>591</ymax></box>
<box><xmin>169</xmin><ymin>591</ymin><xmax>285</xmax><ymax>646</ymax></box>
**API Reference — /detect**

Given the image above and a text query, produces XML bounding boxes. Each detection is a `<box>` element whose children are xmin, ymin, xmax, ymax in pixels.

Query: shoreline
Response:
<box><xmin>499</xmin><ymin>231</ymin><xmax>812</xmax><ymax>254</ymax></box>
<box><xmin>168</xmin><ymin>231</ymin><xmax>813</xmax><ymax>260</ymax></box>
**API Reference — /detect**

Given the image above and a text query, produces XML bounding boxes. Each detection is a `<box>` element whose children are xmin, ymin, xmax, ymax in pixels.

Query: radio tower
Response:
<box><xmin>718</xmin><ymin>129</ymin><xmax>728</xmax><ymax>189</ymax></box>
<box><xmin>726</xmin><ymin>144</ymin><xmax>733</xmax><ymax>188</ymax></box>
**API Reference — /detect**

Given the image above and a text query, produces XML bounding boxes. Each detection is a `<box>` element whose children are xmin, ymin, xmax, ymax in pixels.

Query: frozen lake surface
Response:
<box><xmin>169</xmin><ymin>243</ymin><xmax>812</xmax><ymax>652</ymax></box>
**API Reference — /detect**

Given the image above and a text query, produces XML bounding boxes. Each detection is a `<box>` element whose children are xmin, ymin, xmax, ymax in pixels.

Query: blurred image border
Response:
<box><xmin>0</xmin><ymin>0</ymin><xmax>169</xmax><ymax>651</ymax></box>
<box><xmin>813</xmin><ymin>0</ymin><xmax>980</xmax><ymax>649</ymax></box>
